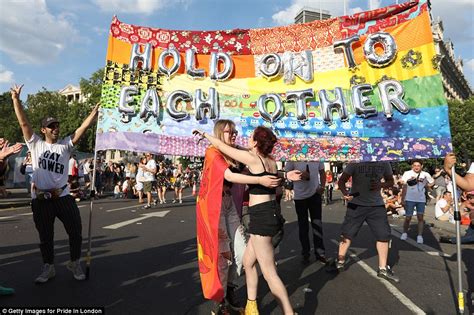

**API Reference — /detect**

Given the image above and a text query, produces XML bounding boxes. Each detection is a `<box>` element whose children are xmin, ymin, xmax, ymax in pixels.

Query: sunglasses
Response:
<box><xmin>46</xmin><ymin>123</ymin><xmax>60</xmax><ymax>130</ymax></box>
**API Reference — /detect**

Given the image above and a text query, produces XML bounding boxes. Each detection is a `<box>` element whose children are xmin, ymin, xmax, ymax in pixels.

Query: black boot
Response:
<box><xmin>211</xmin><ymin>300</ymin><xmax>229</xmax><ymax>315</ymax></box>
<box><xmin>226</xmin><ymin>285</ymin><xmax>244</xmax><ymax>310</ymax></box>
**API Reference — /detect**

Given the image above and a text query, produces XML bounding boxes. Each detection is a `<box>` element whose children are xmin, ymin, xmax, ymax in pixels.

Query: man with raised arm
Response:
<box><xmin>11</xmin><ymin>84</ymin><xmax>99</xmax><ymax>284</ymax></box>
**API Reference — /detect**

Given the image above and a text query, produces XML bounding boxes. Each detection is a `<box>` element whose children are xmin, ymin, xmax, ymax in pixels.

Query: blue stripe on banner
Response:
<box><xmin>241</xmin><ymin>105</ymin><xmax>450</xmax><ymax>139</ymax></box>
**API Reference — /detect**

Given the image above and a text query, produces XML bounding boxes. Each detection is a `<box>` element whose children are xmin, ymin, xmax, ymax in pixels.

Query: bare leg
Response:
<box><xmin>403</xmin><ymin>216</ymin><xmax>412</xmax><ymax>233</ymax></box>
<box><xmin>243</xmin><ymin>239</ymin><xmax>258</xmax><ymax>300</ymax></box>
<box><xmin>376</xmin><ymin>241</ymin><xmax>389</xmax><ymax>268</ymax></box>
<box><xmin>338</xmin><ymin>237</ymin><xmax>352</xmax><ymax>261</ymax></box>
<box><xmin>417</xmin><ymin>214</ymin><xmax>424</xmax><ymax>236</ymax></box>
<box><xmin>251</xmin><ymin>235</ymin><xmax>293</xmax><ymax>314</ymax></box>
<box><xmin>161</xmin><ymin>187</ymin><xmax>167</xmax><ymax>202</ymax></box>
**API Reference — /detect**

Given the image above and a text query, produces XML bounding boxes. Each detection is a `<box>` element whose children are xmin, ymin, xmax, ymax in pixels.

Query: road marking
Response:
<box><xmin>391</xmin><ymin>227</ymin><xmax>451</xmax><ymax>258</ymax></box>
<box><xmin>330</xmin><ymin>240</ymin><xmax>425</xmax><ymax>315</ymax></box>
<box><xmin>0</xmin><ymin>216</ymin><xmax>16</xmax><ymax>220</ymax></box>
<box><xmin>102</xmin><ymin>210</ymin><xmax>170</xmax><ymax>230</ymax></box>
<box><xmin>106</xmin><ymin>194</ymin><xmax>194</xmax><ymax>212</ymax></box>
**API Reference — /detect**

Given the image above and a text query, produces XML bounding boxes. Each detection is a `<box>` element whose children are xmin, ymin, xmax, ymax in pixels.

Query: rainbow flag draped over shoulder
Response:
<box><xmin>96</xmin><ymin>0</ymin><xmax>451</xmax><ymax>162</ymax></box>
<box><xmin>196</xmin><ymin>147</ymin><xmax>228</xmax><ymax>301</ymax></box>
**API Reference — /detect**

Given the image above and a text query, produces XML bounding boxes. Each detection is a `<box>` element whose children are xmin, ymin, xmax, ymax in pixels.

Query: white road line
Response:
<box><xmin>330</xmin><ymin>240</ymin><xmax>425</xmax><ymax>315</ymax></box>
<box><xmin>0</xmin><ymin>216</ymin><xmax>15</xmax><ymax>220</ymax></box>
<box><xmin>102</xmin><ymin>210</ymin><xmax>170</xmax><ymax>230</ymax></box>
<box><xmin>106</xmin><ymin>194</ymin><xmax>195</xmax><ymax>212</ymax></box>
<box><xmin>391</xmin><ymin>227</ymin><xmax>451</xmax><ymax>258</ymax></box>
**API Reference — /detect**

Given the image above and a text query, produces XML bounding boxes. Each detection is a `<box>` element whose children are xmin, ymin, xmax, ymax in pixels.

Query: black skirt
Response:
<box><xmin>247</xmin><ymin>200</ymin><xmax>285</xmax><ymax>237</ymax></box>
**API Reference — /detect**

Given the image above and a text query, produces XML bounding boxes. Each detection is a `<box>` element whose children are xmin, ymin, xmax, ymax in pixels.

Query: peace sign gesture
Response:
<box><xmin>10</xmin><ymin>84</ymin><xmax>24</xmax><ymax>100</ymax></box>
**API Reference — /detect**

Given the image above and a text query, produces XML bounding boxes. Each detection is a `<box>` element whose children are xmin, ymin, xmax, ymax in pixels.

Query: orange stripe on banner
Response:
<box><xmin>106</xmin><ymin>36</ymin><xmax>256</xmax><ymax>78</ymax></box>
<box><xmin>352</xmin><ymin>10</ymin><xmax>433</xmax><ymax>65</ymax></box>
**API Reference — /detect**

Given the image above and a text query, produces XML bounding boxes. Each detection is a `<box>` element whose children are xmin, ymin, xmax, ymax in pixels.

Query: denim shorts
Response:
<box><xmin>404</xmin><ymin>201</ymin><xmax>426</xmax><ymax>216</ymax></box>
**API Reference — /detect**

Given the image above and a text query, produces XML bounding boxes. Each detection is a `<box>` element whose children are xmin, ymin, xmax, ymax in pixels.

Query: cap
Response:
<box><xmin>41</xmin><ymin>117</ymin><xmax>59</xmax><ymax>128</ymax></box>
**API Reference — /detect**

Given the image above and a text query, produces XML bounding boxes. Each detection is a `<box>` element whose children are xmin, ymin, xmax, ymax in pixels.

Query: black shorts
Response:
<box><xmin>247</xmin><ymin>200</ymin><xmax>285</xmax><ymax>237</ymax></box>
<box><xmin>340</xmin><ymin>204</ymin><xmax>391</xmax><ymax>242</ymax></box>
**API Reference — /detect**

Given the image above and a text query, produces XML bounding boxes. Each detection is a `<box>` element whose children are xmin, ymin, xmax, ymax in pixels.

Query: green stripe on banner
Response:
<box><xmin>100</xmin><ymin>73</ymin><xmax>445</xmax><ymax>113</ymax></box>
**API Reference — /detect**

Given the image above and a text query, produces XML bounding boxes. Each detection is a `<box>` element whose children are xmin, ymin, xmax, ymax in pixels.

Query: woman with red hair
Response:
<box><xmin>194</xmin><ymin>126</ymin><xmax>301</xmax><ymax>315</ymax></box>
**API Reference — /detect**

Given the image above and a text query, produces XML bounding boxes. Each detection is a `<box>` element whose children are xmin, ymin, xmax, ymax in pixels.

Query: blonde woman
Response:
<box><xmin>194</xmin><ymin>126</ymin><xmax>301</xmax><ymax>315</ymax></box>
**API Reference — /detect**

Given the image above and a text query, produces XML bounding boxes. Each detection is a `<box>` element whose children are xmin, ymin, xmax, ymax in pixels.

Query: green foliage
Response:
<box><xmin>448</xmin><ymin>97</ymin><xmax>474</xmax><ymax>163</ymax></box>
<box><xmin>0</xmin><ymin>92</ymin><xmax>23</xmax><ymax>142</ymax></box>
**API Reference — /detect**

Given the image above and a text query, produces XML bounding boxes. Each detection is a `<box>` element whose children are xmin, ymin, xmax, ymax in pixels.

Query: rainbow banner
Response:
<box><xmin>96</xmin><ymin>0</ymin><xmax>451</xmax><ymax>161</ymax></box>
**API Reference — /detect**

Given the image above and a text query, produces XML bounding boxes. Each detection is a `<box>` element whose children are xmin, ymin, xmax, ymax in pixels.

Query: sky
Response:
<box><xmin>0</xmin><ymin>0</ymin><xmax>472</xmax><ymax>101</ymax></box>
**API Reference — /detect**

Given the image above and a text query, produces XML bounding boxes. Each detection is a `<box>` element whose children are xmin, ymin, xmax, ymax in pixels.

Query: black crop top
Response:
<box><xmin>247</xmin><ymin>155</ymin><xmax>277</xmax><ymax>195</ymax></box>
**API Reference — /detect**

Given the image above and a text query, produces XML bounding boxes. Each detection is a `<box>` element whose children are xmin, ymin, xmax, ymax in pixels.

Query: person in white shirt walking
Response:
<box><xmin>400</xmin><ymin>160</ymin><xmax>434</xmax><ymax>244</ymax></box>
<box><xmin>141</xmin><ymin>153</ymin><xmax>157</xmax><ymax>209</ymax></box>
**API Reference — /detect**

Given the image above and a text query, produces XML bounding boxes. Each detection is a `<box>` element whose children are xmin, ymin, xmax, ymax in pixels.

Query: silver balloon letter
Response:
<box><xmin>139</xmin><ymin>89</ymin><xmax>161</xmax><ymax>121</ymax></box>
<box><xmin>129</xmin><ymin>43</ymin><xmax>152</xmax><ymax>71</ymax></box>
<box><xmin>333</xmin><ymin>35</ymin><xmax>360</xmax><ymax>69</ymax></box>
<box><xmin>282</xmin><ymin>50</ymin><xmax>314</xmax><ymax>84</ymax></box>
<box><xmin>194</xmin><ymin>88</ymin><xmax>219</xmax><ymax>121</ymax></box>
<box><xmin>166</xmin><ymin>90</ymin><xmax>191</xmax><ymax>121</ymax></box>
<box><xmin>363</xmin><ymin>32</ymin><xmax>398</xmax><ymax>68</ymax></box>
<box><xmin>351</xmin><ymin>84</ymin><xmax>377</xmax><ymax>118</ymax></box>
<box><xmin>185</xmin><ymin>48</ymin><xmax>205</xmax><ymax>79</ymax></box>
<box><xmin>158</xmin><ymin>47</ymin><xmax>181</xmax><ymax>78</ymax></box>
<box><xmin>378</xmin><ymin>80</ymin><xmax>410</xmax><ymax>119</ymax></box>
<box><xmin>259</xmin><ymin>53</ymin><xmax>282</xmax><ymax>80</ymax></box>
<box><xmin>257</xmin><ymin>94</ymin><xmax>284</xmax><ymax>123</ymax></box>
<box><xmin>118</xmin><ymin>86</ymin><xmax>138</xmax><ymax>114</ymax></box>
<box><xmin>209</xmin><ymin>52</ymin><xmax>233</xmax><ymax>81</ymax></box>
<box><xmin>318</xmin><ymin>88</ymin><xmax>349</xmax><ymax>123</ymax></box>
<box><xmin>285</xmin><ymin>89</ymin><xmax>314</xmax><ymax>122</ymax></box>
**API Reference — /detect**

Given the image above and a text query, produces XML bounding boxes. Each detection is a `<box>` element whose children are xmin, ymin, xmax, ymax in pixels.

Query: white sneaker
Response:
<box><xmin>417</xmin><ymin>235</ymin><xmax>424</xmax><ymax>244</ymax></box>
<box><xmin>35</xmin><ymin>264</ymin><xmax>55</xmax><ymax>283</ymax></box>
<box><xmin>179</xmin><ymin>199</ymin><xmax>182</xmax><ymax>204</ymax></box>
<box><xmin>67</xmin><ymin>260</ymin><xmax>86</xmax><ymax>281</ymax></box>
<box><xmin>400</xmin><ymin>233</ymin><xmax>408</xmax><ymax>241</ymax></box>
<box><xmin>172</xmin><ymin>199</ymin><xmax>176</xmax><ymax>203</ymax></box>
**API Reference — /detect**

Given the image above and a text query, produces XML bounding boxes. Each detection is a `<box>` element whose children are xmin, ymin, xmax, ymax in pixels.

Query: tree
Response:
<box><xmin>448</xmin><ymin>97</ymin><xmax>474</xmax><ymax>164</ymax></box>
<box><xmin>0</xmin><ymin>92</ymin><xmax>23</xmax><ymax>142</ymax></box>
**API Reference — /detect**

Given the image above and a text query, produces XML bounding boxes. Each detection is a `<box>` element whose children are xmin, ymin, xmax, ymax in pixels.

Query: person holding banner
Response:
<box><xmin>10</xmin><ymin>84</ymin><xmax>99</xmax><ymax>284</ymax></box>
<box><xmin>444</xmin><ymin>153</ymin><xmax>474</xmax><ymax>191</ymax></box>
<box><xmin>194</xmin><ymin>125</ymin><xmax>301</xmax><ymax>315</ymax></box>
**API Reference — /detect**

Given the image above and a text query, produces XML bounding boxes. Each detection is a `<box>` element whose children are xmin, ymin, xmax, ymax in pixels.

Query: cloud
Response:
<box><xmin>0</xmin><ymin>65</ymin><xmax>14</xmax><ymax>83</ymax></box>
<box><xmin>430</xmin><ymin>1</ymin><xmax>474</xmax><ymax>44</ymax></box>
<box><xmin>369</xmin><ymin>0</ymin><xmax>381</xmax><ymax>10</ymax></box>
<box><xmin>350</xmin><ymin>7</ymin><xmax>364</xmax><ymax>14</ymax></box>
<box><xmin>92</xmin><ymin>0</ymin><xmax>165</xmax><ymax>14</ymax></box>
<box><xmin>272</xmin><ymin>0</ymin><xmax>350</xmax><ymax>25</ymax></box>
<box><xmin>0</xmin><ymin>0</ymin><xmax>80</xmax><ymax>65</ymax></box>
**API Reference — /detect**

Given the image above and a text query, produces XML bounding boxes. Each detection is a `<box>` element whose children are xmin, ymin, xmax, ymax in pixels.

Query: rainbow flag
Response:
<box><xmin>96</xmin><ymin>0</ymin><xmax>451</xmax><ymax>161</ymax></box>
<box><xmin>196</xmin><ymin>147</ymin><xmax>228</xmax><ymax>301</ymax></box>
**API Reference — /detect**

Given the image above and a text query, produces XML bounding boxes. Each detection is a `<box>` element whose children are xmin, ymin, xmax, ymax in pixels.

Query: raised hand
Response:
<box><xmin>10</xmin><ymin>84</ymin><xmax>24</xmax><ymax>99</ymax></box>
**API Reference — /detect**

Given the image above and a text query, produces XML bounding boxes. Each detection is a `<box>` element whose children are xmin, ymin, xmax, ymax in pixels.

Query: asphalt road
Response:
<box><xmin>0</xmin><ymin>189</ymin><xmax>473</xmax><ymax>314</ymax></box>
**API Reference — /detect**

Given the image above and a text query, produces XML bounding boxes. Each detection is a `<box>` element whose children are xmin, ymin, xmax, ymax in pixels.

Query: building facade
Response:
<box><xmin>58</xmin><ymin>84</ymin><xmax>87</xmax><ymax>103</ymax></box>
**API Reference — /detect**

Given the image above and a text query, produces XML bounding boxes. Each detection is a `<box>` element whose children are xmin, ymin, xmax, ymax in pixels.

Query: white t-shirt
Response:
<box><xmin>435</xmin><ymin>199</ymin><xmax>450</xmax><ymax>218</ymax></box>
<box><xmin>26</xmin><ymin>133</ymin><xmax>73</xmax><ymax>198</ymax></box>
<box><xmin>143</xmin><ymin>159</ymin><xmax>156</xmax><ymax>182</ymax></box>
<box><xmin>343</xmin><ymin>162</ymin><xmax>393</xmax><ymax>206</ymax></box>
<box><xmin>468</xmin><ymin>163</ymin><xmax>474</xmax><ymax>174</ymax></box>
<box><xmin>83</xmin><ymin>161</ymin><xmax>91</xmax><ymax>175</ymax></box>
<box><xmin>285</xmin><ymin>161</ymin><xmax>324</xmax><ymax>200</ymax></box>
<box><xmin>68</xmin><ymin>157</ymin><xmax>77</xmax><ymax>176</ymax></box>
<box><xmin>136</xmin><ymin>167</ymin><xmax>145</xmax><ymax>183</ymax></box>
<box><xmin>122</xmin><ymin>180</ymin><xmax>129</xmax><ymax>191</ymax></box>
<box><xmin>402</xmin><ymin>170</ymin><xmax>434</xmax><ymax>202</ymax></box>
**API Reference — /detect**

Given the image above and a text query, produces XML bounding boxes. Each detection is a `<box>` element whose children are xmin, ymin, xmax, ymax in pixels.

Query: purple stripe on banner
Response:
<box><xmin>96</xmin><ymin>132</ymin><xmax>452</xmax><ymax>162</ymax></box>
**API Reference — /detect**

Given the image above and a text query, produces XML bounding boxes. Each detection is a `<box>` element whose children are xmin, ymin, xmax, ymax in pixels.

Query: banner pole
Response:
<box><xmin>450</xmin><ymin>165</ymin><xmax>464</xmax><ymax>314</ymax></box>
<box><xmin>85</xmin><ymin>146</ymin><xmax>98</xmax><ymax>280</ymax></box>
